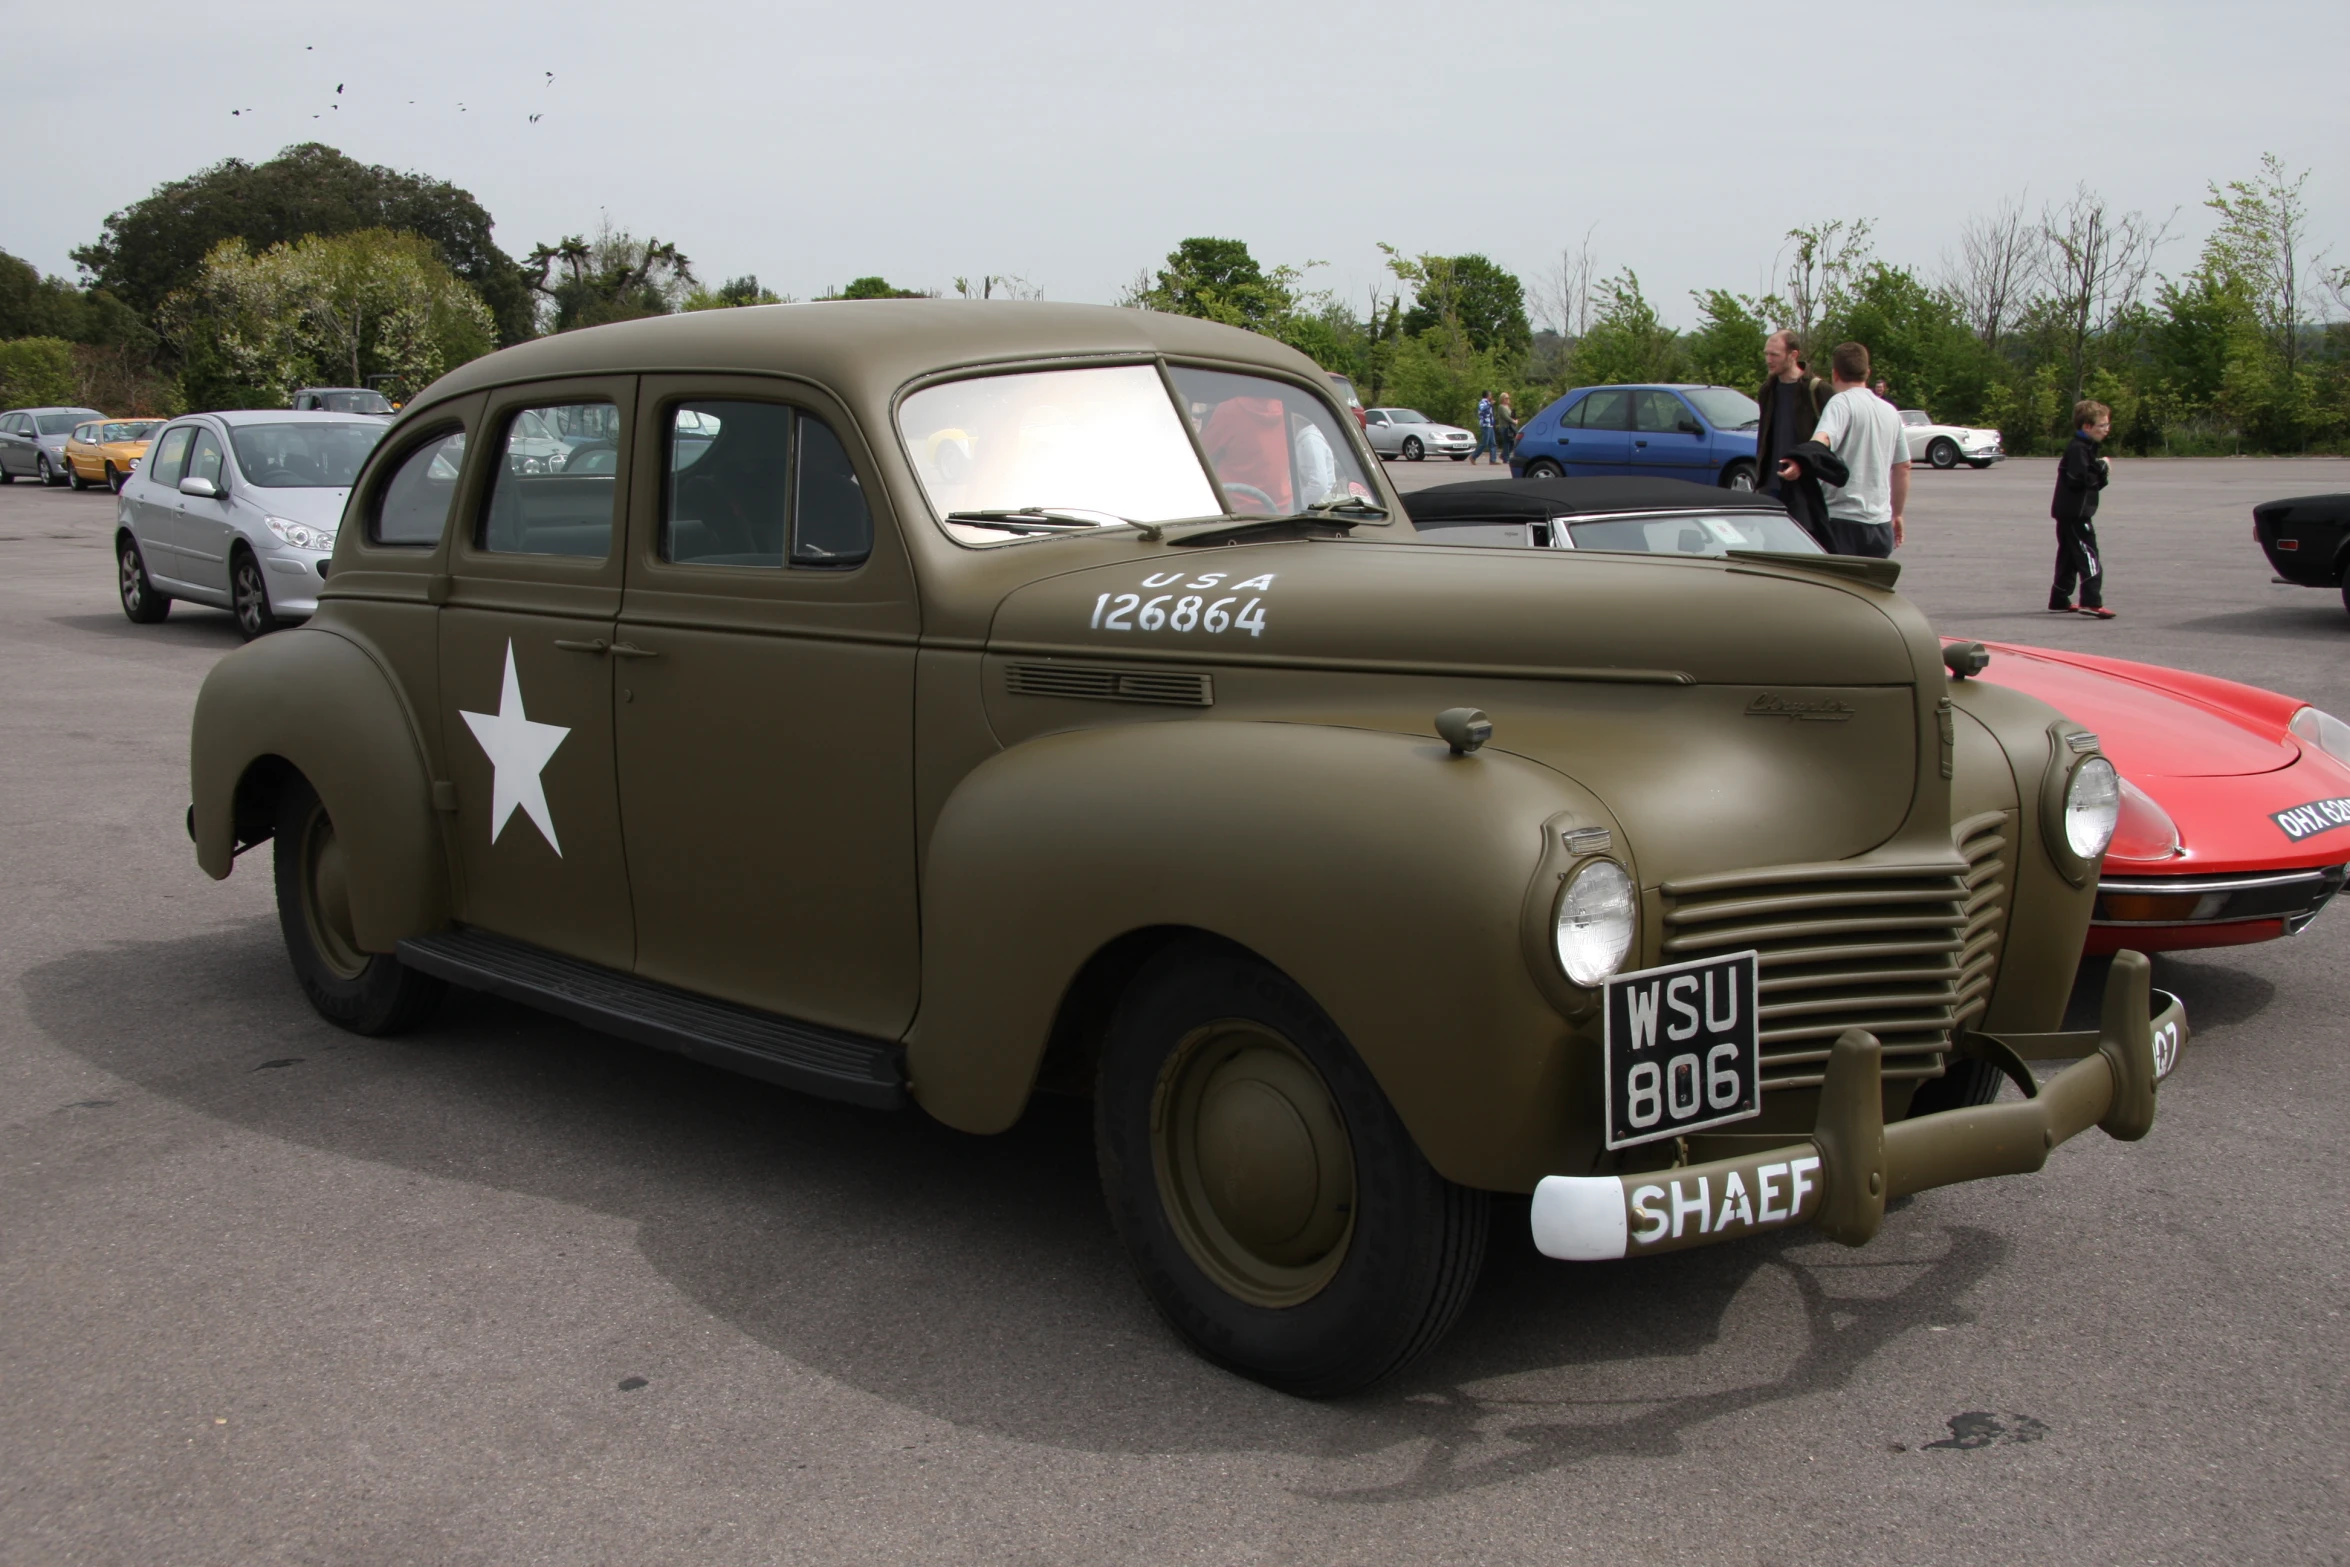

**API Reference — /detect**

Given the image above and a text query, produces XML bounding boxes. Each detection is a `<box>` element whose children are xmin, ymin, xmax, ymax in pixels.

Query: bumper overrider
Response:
<box><xmin>1532</xmin><ymin>950</ymin><xmax>2186</xmax><ymax>1260</ymax></box>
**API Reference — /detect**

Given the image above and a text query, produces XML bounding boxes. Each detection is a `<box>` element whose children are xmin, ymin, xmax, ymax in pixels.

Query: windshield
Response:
<box><xmin>1389</xmin><ymin>409</ymin><xmax>1429</xmax><ymax>424</ymax></box>
<box><xmin>35</xmin><ymin>411</ymin><xmax>97</xmax><ymax>435</ymax></box>
<box><xmin>899</xmin><ymin>363</ymin><xmax>1374</xmax><ymax>542</ymax></box>
<box><xmin>1562</xmin><ymin>509</ymin><xmax>1823</xmax><ymax>557</ymax></box>
<box><xmin>103</xmin><ymin>421</ymin><xmax>160</xmax><ymax>442</ymax></box>
<box><xmin>315</xmin><ymin>389</ymin><xmax>394</xmax><ymax>414</ymax></box>
<box><xmin>228</xmin><ymin>422</ymin><xmax>388</xmax><ymax>487</ymax></box>
<box><xmin>1680</xmin><ymin>388</ymin><xmax>1760</xmax><ymax>432</ymax></box>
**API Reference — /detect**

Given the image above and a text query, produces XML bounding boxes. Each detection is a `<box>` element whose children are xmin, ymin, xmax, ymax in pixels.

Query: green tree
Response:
<box><xmin>1682</xmin><ymin>289</ymin><xmax>1767</xmax><ymax>390</ymax></box>
<box><xmin>525</xmin><ymin>224</ymin><xmax>694</xmax><ymax>333</ymax></box>
<box><xmin>1131</xmin><ymin>237</ymin><xmax>1296</xmax><ymax>329</ymax></box>
<box><xmin>683</xmin><ymin>275</ymin><xmax>787</xmax><ymax>310</ymax></box>
<box><xmin>832</xmin><ymin>276</ymin><xmax>931</xmax><ymax>300</ymax></box>
<box><xmin>1820</xmin><ymin>264</ymin><xmax>1993</xmax><ymax>421</ymax></box>
<box><xmin>163</xmin><ymin>230</ymin><xmax>495</xmax><ymax>407</ymax></box>
<box><xmin>1400</xmin><ymin>254</ymin><xmax>1531</xmax><ymax>356</ymax></box>
<box><xmin>1571</xmin><ymin>270</ymin><xmax>1680</xmax><ymax>385</ymax></box>
<box><xmin>75</xmin><ymin>143</ymin><xmax>534</xmax><ymax>345</ymax></box>
<box><xmin>0</xmin><ymin>338</ymin><xmax>77</xmax><ymax>407</ymax></box>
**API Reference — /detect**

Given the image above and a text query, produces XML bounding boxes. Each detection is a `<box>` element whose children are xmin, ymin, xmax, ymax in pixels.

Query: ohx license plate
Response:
<box><xmin>1603</xmin><ymin>951</ymin><xmax>1761</xmax><ymax>1150</ymax></box>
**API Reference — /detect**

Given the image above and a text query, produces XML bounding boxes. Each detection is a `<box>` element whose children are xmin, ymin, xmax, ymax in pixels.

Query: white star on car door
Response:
<box><xmin>460</xmin><ymin>639</ymin><xmax>571</xmax><ymax>854</ymax></box>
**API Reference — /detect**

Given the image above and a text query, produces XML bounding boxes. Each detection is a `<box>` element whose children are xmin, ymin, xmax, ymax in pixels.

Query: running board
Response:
<box><xmin>397</xmin><ymin>928</ymin><xmax>906</xmax><ymax>1111</ymax></box>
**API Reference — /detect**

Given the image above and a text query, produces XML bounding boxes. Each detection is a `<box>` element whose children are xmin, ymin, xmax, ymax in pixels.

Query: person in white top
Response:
<box><xmin>1777</xmin><ymin>341</ymin><xmax>1910</xmax><ymax>557</ymax></box>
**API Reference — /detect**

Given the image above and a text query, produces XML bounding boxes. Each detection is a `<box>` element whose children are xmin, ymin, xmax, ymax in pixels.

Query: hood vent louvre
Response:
<box><xmin>1005</xmin><ymin>662</ymin><xmax>1214</xmax><ymax>707</ymax></box>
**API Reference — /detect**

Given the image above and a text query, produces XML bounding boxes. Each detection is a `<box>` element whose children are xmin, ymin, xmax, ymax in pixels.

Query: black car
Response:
<box><xmin>2252</xmin><ymin>493</ymin><xmax>2350</xmax><ymax>614</ymax></box>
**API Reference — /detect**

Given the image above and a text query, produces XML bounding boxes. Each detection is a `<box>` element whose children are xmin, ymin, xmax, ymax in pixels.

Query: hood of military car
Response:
<box><xmin>987</xmin><ymin>537</ymin><xmax>1918</xmax><ymax>688</ymax></box>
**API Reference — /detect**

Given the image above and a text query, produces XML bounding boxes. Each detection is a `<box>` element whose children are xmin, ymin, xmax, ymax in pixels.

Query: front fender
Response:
<box><xmin>190</xmin><ymin>626</ymin><xmax>448</xmax><ymax>952</ymax></box>
<box><xmin>906</xmin><ymin>719</ymin><xmax>1625</xmax><ymax>1191</ymax></box>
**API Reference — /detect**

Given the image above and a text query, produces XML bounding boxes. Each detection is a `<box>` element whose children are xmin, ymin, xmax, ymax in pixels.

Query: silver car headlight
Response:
<box><xmin>2064</xmin><ymin>756</ymin><xmax>2121</xmax><ymax>860</ymax></box>
<box><xmin>1554</xmin><ymin>859</ymin><xmax>1637</xmax><ymax>987</ymax></box>
<box><xmin>2289</xmin><ymin>706</ymin><xmax>2350</xmax><ymax>764</ymax></box>
<box><xmin>265</xmin><ymin>516</ymin><xmax>335</xmax><ymax>551</ymax></box>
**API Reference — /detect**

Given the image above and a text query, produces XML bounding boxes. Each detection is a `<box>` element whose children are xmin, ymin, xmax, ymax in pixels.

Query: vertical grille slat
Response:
<box><xmin>1661</xmin><ymin>813</ymin><xmax>2014</xmax><ymax>1092</ymax></box>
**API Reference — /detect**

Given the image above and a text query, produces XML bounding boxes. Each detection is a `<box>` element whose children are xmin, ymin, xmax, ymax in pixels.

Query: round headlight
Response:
<box><xmin>2289</xmin><ymin>706</ymin><xmax>2350</xmax><ymax>765</ymax></box>
<box><xmin>2064</xmin><ymin>756</ymin><xmax>2121</xmax><ymax>860</ymax></box>
<box><xmin>1554</xmin><ymin>859</ymin><xmax>1637</xmax><ymax>987</ymax></box>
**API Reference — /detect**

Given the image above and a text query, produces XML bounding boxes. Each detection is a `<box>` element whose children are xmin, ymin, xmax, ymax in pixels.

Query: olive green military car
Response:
<box><xmin>189</xmin><ymin>302</ymin><xmax>2186</xmax><ymax>1396</ymax></box>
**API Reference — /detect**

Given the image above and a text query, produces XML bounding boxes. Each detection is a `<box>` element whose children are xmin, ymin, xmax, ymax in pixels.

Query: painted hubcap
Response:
<box><xmin>1152</xmin><ymin>1020</ymin><xmax>1355</xmax><ymax>1306</ymax></box>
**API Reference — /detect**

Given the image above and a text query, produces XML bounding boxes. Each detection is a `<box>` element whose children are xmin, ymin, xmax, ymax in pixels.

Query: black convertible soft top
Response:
<box><xmin>1404</xmin><ymin>476</ymin><xmax>1787</xmax><ymax>527</ymax></box>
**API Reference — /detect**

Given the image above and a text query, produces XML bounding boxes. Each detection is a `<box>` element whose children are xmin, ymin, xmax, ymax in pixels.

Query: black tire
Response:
<box><xmin>272</xmin><ymin>776</ymin><xmax>445</xmax><ymax>1035</ymax></box>
<box><xmin>0</xmin><ymin>466</ymin><xmax>13</xmax><ymax>484</ymax></box>
<box><xmin>1966</xmin><ymin>458</ymin><xmax>1993</xmax><ymax>470</ymax></box>
<box><xmin>1095</xmin><ymin>939</ymin><xmax>1488</xmax><ymax>1397</ymax></box>
<box><xmin>106</xmin><ymin>462</ymin><xmax>123</xmax><ymax>492</ymax></box>
<box><xmin>117</xmin><ymin>535</ymin><xmax>170</xmax><ymax>623</ymax></box>
<box><xmin>1927</xmin><ymin>438</ymin><xmax>1959</xmax><ymax>470</ymax></box>
<box><xmin>1907</xmin><ymin>1054</ymin><xmax>2005</xmax><ymax>1116</ymax></box>
<box><xmin>231</xmin><ymin>547</ymin><xmax>281</xmax><ymax>640</ymax></box>
<box><xmin>1402</xmin><ymin>436</ymin><xmax>1424</xmax><ymax>462</ymax></box>
<box><xmin>1523</xmin><ymin>459</ymin><xmax>1563</xmax><ymax>479</ymax></box>
<box><xmin>38</xmin><ymin>454</ymin><xmax>63</xmax><ymax>486</ymax></box>
<box><xmin>2340</xmin><ymin>580</ymin><xmax>2349</xmax><ymax>617</ymax></box>
<box><xmin>1448</xmin><ymin>453</ymin><xmax>1468</xmax><ymax>462</ymax></box>
<box><xmin>1721</xmin><ymin>460</ymin><xmax>1757</xmax><ymax>491</ymax></box>
<box><xmin>69</xmin><ymin>463</ymin><xmax>90</xmax><ymax>491</ymax></box>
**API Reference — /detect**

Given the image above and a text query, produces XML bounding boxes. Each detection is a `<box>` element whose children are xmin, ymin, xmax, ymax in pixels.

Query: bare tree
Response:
<box><xmin>953</xmin><ymin>273</ymin><xmax>1042</xmax><ymax>300</ymax></box>
<box><xmin>1772</xmin><ymin>218</ymin><xmax>1874</xmax><ymax>347</ymax></box>
<box><xmin>2204</xmin><ymin>153</ymin><xmax>2326</xmax><ymax>379</ymax></box>
<box><xmin>2040</xmin><ymin>185</ymin><xmax>2175</xmax><ymax>404</ymax></box>
<box><xmin>1533</xmin><ymin>226</ymin><xmax>1599</xmax><ymax>341</ymax></box>
<box><xmin>1942</xmin><ymin>192</ymin><xmax>2043</xmax><ymax>354</ymax></box>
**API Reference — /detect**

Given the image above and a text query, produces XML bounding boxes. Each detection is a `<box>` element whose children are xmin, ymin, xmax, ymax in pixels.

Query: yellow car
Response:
<box><xmin>64</xmin><ymin>419</ymin><xmax>163</xmax><ymax>493</ymax></box>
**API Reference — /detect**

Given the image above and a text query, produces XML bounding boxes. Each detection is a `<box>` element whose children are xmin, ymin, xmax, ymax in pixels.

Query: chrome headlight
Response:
<box><xmin>2290</xmin><ymin>706</ymin><xmax>2350</xmax><ymax>765</ymax></box>
<box><xmin>1554</xmin><ymin>859</ymin><xmax>1637</xmax><ymax>987</ymax></box>
<box><xmin>265</xmin><ymin>516</ymin><xmax>335</xmax><ymax>551</ymax></box>
<box><xmin>2064</xmin><ymin>756</ymin><xmax>2121</xmax><ymax>860</ymax></box>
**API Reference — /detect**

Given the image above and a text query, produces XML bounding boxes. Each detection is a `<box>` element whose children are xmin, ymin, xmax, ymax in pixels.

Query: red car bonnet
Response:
<box><xmin>1964</xmin><ymin>641</ymin><xmax>2297</xmax><ymax>779</ymax></box>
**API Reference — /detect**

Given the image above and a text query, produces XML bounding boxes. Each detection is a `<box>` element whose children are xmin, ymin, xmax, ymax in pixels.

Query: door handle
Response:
<box><xmin>609</xmin><ymin>641</ymin><xmax>662</xmax><ymax>659</ymax></box>
<box><xmin>554</xmin><ymin>638</ymin><xmax>609</xmax><ymax>654</ymax></box>
<box><xmin>1634</xmin><ymin>440</ymin><xmax>1649</xmax><ymax>447</ymax></box>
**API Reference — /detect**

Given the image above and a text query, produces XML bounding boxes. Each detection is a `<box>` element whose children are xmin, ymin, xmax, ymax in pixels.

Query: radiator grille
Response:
<box><xmin>1660</xmin><ymin>812</ymin><xmax>2011</xmax><ymax>1092</ymax></box>
<box><xmin>1004</xmin><ymin>662</ymin><xmax>1214</xmax><ymax>707</ymax></box>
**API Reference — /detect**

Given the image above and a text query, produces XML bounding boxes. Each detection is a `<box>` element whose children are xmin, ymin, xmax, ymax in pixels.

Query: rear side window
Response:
<box><xmin>662</xmin><ymin>400</ymin><xmax>870</xmax><ymax>569</ymax></box>
<box><xmin>373</xmin><ymin>430</ymin><xmax>468</xmax><ymax>545</ymax></box>
<box><xmin>147</xmin><ymin>425</ymin><xmax>195</xmax><ymax>486</ymax></box>
<box><xmin>1575</xmin><ymin>389</ymin><xmax>1633</xmax><ymax>430</ymax></box>
<box><xmin>480</xmin><ymin>402</ymin><xmax>617</xmax><ymax>558</ymax></box>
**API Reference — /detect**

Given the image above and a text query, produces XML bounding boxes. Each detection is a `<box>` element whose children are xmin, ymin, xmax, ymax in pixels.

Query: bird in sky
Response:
<box><xmin>336</xmin><ymin>83</ymin><xmax>343</xmax><ymax>93</ymax></box>
<box><xmin>528</xmin><ymin>113</ymin><xmax>542</xmax><ymax>124</ymax></box>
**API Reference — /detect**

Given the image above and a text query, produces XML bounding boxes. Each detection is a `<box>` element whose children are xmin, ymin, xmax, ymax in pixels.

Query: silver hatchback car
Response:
<box><xmin>114</xmin><ymin>410</ymin><xmax>388</xmax><ymax>637</ymax></box>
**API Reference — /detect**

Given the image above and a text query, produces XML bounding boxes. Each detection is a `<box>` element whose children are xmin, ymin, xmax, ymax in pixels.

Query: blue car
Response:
<box><xmin>1510</xmin><ymin>384</ymin><xmax>1761</xmax><ymax>490</ymax></box>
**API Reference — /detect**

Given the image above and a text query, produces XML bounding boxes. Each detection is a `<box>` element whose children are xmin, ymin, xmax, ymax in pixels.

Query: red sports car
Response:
<box><xmin>1962</xmin><ymin>640</ymin><xmax>2350</xmax><ymax>953</ymax></box>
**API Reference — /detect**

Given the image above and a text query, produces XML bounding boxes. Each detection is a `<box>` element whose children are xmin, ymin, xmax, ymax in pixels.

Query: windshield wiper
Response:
<box><xmin>943</xmin><ymin>507</ymin><xmax>1117</xmax><ymax>535</ymax></box>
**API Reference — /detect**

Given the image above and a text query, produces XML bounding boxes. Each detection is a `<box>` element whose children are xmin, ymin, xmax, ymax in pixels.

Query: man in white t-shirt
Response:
<box><xmin>1776</xmin><ymin>341</ymin><xmax>1909</xmax><ymax>557</ymax></box>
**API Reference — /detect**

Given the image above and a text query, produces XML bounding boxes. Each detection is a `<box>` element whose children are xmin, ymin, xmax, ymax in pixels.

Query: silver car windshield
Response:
<box><xmin>900</xmin><ymin>364</ymin><xmax>1374</xmax><ymax>543</ymax></box>
<box><xmin>1562</xmin><ymin>509</ymin><xmax>1822</xmax><ymax>557</ymax></box>
<box><xmin>228</xmin><ymin>422</ymin><xmax>389</xmax><ymax>488</ymax></box>
<box><xmin>35</xmin><ymin>411</ymin><xmax>96</xmax><ymax>436</ymax></box>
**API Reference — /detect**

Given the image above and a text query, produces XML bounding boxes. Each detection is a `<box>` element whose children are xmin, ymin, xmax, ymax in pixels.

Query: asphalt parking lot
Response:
<box><xmin>4</xmin><ymin>458</ymin><xmax>2348</xmax><ymax>1566</ymax></box>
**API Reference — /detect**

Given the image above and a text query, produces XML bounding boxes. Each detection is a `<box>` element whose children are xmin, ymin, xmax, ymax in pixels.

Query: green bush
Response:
<box><xmin>0</xmin><ymin>337</ymin><xmax>76</xmax><ymax>407</ymax></box>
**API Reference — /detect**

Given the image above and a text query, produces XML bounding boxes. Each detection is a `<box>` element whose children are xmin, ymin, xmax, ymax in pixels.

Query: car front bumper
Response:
<box><xmin>2087</xmin><ymin>863</ymin><xmax>2346</xmax><ymax>952</ymax></box>
<box><xmin>262</xmin><ymin>549</ymin><xmax>331</xmax><ymax>616</ymax></box>
<box><xmin>1530</xmin><ymin>950</ymin><xmax>2183</xmax><ymax>1260</ymax></box>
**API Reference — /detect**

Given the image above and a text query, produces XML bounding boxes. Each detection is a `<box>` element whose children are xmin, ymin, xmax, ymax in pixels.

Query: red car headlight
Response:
<box><xmin>2289</xmin><ymin>706</ymin><xmax>2350</xmax><ymax>765</ymax></box>
<box><xmin>2106</xmin><ymin>777</ymin><xmax>2182</xmax><ymax>863</ymax></box>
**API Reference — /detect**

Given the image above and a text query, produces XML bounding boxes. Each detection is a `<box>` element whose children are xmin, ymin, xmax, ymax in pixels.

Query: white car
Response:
<box><xmin>1363</xmin><ymin>407</ymin><xmax>1477</xmax><ymax>462</ymax></box>
<box><xmin>1899</xmin><ymin>409</ymin><xmax>2003</xmax><ymax>469</ymax></box>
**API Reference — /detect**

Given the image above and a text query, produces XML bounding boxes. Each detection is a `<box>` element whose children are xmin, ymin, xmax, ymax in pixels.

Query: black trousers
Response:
<box><xmin>1818</xmin><ymin>516</ymin><xmax>1894</xmax><ymax>557</ymax></box>
<box><xmin>2051</xmin><ymin>515</ymin><xmax>2103</xmax><ymax>609</ymax></box>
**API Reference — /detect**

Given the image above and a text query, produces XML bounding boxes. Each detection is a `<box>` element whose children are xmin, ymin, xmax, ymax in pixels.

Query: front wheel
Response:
<box><xmin>1721</xmin><ymin>460</ymin><xmax>1757</xmax><ymax>491</ymax></box>
<box><xmin>231</xmin><ymin>548</ymin><xmax>281</xmax><ymax>640</ymax></box>
<box><xmin>106</xmin><ymin>462</ymin><xmax>124</xmax><ymax>492</ymax></box>
<box><xmin>118</xmin><ymin>535</ymin><xmax>170</xmax><ymax>623</ymax></box>
<box><xmin>1401</xmin><ymin>436</ymin><xmax>1423</xmax><ymax>462</ymax></box>
<box><xmin>1095</xmin><ymin>939</ymin><xmax>1488</xmax><ymax>1397</ymax></box>
<box><xmin>1927</xmin><ymin>438</ymin><xmax>1959</xmax><ymax>470</ymax></box>
<box><xmin>272</xmin><ymin>776</ymin><xmax>445</xmax><ymax>1035</ymax></box>
<box><xmin>38</xmin><ymin>454</ymin><xmax>62</xmax><ymax>486</ymax></box>
<box><xmin>1523</xmin><ymin>459</ymin><xmax>1563</xmax><ymax>479</ymax></box>
<box><xmin>1907</xmin><ymin>1054</ymin><xmax>2004</xmax><ymax>1115</ymax></box>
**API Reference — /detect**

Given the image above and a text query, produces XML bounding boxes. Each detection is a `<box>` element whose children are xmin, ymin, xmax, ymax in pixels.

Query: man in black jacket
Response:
<box><xmin>1753</xmin><ymin>331</ymin><xmax>1830</xmax><ymax>495</ymax></box>
<box><xmin>2050</xmin><ymin>399</ymin><xmax>2114</xmax><ymax>618</ymax></box>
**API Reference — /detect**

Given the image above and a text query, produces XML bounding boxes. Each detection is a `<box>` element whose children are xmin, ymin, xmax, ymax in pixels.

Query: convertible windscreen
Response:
<box><xmin>900</xmin><ymin>364</ymin><xmax>1373</xmax><ymax>542</ymax></box>
<box><xmin>1564</xmin><ymin>509</ymin><xmax>1822</xmax><ymax>556</ymax></box>
<box><xmin>228</xmin><ymin>422</ymin><xmax>389</xmax><ymax>488</ymax></box>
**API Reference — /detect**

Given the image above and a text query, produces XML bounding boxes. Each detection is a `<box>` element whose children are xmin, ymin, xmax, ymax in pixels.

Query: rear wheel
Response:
<box><xmin>1402</xmin><ymin>436</ymin><xmax>1424</xmax><ymax>462</ymax></box>
<box><xmin>1523</xmin><ymin>459</ymin><xmax>1564</xmax><ymax>479</ymax></box>
<box><xmin>231</xmin><ymin>547</ymin><xmax>281</xmax><ymax>640</ymax></box>
<box><xmin>1721</xmin><ymin>460</ymin><xmax>1757</xmax><ymax>491</ymax></box>
<box><xmin>272</xmin><ymin>776</ymin><xmax>444</xmax><ymax>1035</ymax></box>
<box><xmin>68</xmin><ymin>462</ymin><xmax>90</xmax><ymax>491</ymax></box>
<box><xmin>1927</xmin><ymin>438</ymin><xmax>1960</xmax><ymax>470</ymax></box>
<box><xmin>1095</xmin><ymin>939</ymin><xmax>1488</xmax><ymax>1397</ymax></box>
<box><xmin>117</xmin><ymin>535</ymin><xmax>170</xmax><ymax>623</ymax></box>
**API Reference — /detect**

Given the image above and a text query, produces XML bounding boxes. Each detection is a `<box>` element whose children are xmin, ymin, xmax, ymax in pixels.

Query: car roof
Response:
<box><xmin>7</xmin><ymin>405</ymin><xmax>104</xmax><ymax>417</ymax></box>
<box><xmin>172</xmin><ymin>409</ymin><xmax>394</xmax><ymax>427</ymax></box>
<box><xmin>414</xmin><ymin>300</ymin><xmax>1325</xmax><ymax>413</ymax></box>
<box><xmin>1404</xmin><ymin>476</ymin><xmax>1788</xmax><ymax>526</ymax></box>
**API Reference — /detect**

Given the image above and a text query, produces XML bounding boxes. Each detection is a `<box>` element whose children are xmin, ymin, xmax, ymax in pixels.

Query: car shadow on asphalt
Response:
<box><xmin>22</xmin><ymin>918</ymin><xmax>2008</xmax><ymax>1491</ymax></box>
<box><xmin>2166</xmin><ymin>605</ymin><xmax>2350</xmax><ymax>639</ymax></box>
<box><xmin>47</xmin><ymin>610</ymin><xmax>244</xmax><ymax>647</ymax></box>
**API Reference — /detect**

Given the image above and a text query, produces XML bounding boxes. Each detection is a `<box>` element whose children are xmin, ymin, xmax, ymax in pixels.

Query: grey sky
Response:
<box><xmin>9</xmin><ymin>0</ymin><xmax>2346</xmax><ymax>329</ymax></box>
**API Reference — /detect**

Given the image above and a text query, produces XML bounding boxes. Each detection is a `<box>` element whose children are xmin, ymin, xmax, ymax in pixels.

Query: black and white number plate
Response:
<box><xmin>1603</xmin><ymin>950</ymin><xmax>1761</xmax><ymax>1150</ymax></box>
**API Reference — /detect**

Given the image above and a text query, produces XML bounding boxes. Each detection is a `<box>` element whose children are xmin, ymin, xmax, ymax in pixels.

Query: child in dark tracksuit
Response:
<box><xmin>2050</xmin><ymin>399</ymin><xmax>2114</xmax><ymax>618</ymax></box>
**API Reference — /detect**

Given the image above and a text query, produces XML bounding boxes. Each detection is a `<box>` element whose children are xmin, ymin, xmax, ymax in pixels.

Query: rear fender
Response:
<box><xmin>190</xmin><ymin>627</ymin><xmax>448</xmax><ymax>951</ymax></box>
<box><xmin>906</xmin><ymin>720</ymin><xmax>1625</xmax><ymax>1191</ymax></box>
